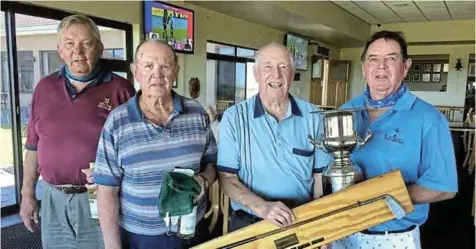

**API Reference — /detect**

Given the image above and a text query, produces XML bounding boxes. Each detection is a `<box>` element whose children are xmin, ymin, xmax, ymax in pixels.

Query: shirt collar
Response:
<box><xmin>127</xmin><ymin>90</ymin><xmax>184</xmax><ymax>122</ymax></box>
<box><xmin>254</xmin><ymin>94</ymin><xmax>302</xmax><ymax>118</ymax></box>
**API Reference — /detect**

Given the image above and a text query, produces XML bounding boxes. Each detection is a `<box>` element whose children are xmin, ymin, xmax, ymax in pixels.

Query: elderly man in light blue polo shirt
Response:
<box><xmin>217</xmin><ymin>42</ymin><xmax>330</xmax><ymax>244</ymax></box>
<box><xmin>332</xmin><ymin>31</ymin><xmax>457</xmax><ymax>249</ymax></box>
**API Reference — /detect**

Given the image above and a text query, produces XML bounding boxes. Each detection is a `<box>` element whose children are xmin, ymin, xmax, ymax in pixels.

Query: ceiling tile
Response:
<box><xmin>332</xmin><ymin>1</ymin><xmax>381</xmax><ymax>24</ymax></box>
<box><xmin>414</xmin><ymin>1</ymin><xmax>451</xmax><ymax>21</ymax></box>
<box><xmin>384</xmin><ymin>1</ymin><xmax>426</xmax><ymax>23</ymax></box>
<box><xmin>353</xmin><ymin>1</ymin><xmax>403</xmax><ymax>23</ymax></box>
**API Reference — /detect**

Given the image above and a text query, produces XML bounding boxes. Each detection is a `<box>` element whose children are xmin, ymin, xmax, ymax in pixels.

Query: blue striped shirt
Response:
<box><xmin>94</xmin><ymin>91</ymin><xmax>217</xmax><ymax>236</ymax></box>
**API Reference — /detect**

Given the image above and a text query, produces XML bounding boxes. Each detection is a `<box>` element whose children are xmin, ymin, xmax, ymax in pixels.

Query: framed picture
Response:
<box><xmin>443</xmin><ymin>63</ymin><xmax>449</xmax><ymax>73</ymax></box>
<box><xmin>413</xmin><ymin>64</ymin><xmax>421</xmax><ymax>72</ymax></box>
<box><xmin>312</xmin><ymin>59</ymin><xmax>322</xmax><ymax>79</ymax></box>
<box><xmin>422</xmin><ymin>73</ymin><xmax>431</xmax><ymax>82</ymax></box>
<box><xmin>404</xmin><ymin>73</ymin><xmax>411</xmax><ymax>82</ymax></box>
<box><xmin>433</xmin><ymin>64</ymin><xmax>442</xmax><ymax>72</ymax></box>
<box><xmin>432</xmin><ymin>73</ymin><xmax>441</xmax><ymax>83</ymax></box>
<box><xmin>422</xmin><ymin>64</ymin><xmax>432</xmax><ymax>72</ymax></box>
<box><xmin>468</xmin><ymin>62</ymin><xmax>475</xmax><ymax>77</ymax></box>
<box><xmin>412</xmin><ymin>73</ymin><xmax>420</xmax><ymax>82</ymax></box>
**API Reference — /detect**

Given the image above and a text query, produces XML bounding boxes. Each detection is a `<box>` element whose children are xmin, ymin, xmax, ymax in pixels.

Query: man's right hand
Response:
<box><xmin>20</xmin><ymin>195</ymin><xmax>39</xmax><ymax>233</ymax></box>
<box><xmin>256</xmin><ymin>201</ymin><xmax>296</xmax><ymax>227</ymax></box>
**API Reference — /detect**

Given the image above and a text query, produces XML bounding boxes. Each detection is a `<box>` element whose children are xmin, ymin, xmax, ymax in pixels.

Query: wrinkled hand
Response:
<box><xmin>193</xmin><ymin>175</ymin><xmax>206</xmax><ymax>203</ymax></box>
<box><xmin>319</xmin><ymin>244</ymin><xmax>332</xmax><ymax>249</ymax></box>
<box><xmin>256</xmin><ymin>201</ymin><xmax>296</xmax><ymax>227</ymax></box>
<box><xmin>81</xmin><ymin>168</ymin><xmax>97</xmax><ymax>192</ymax></box>
<box><xmin>20</xmin><ymin>195</ymin><xmax>39</xmax><ymax>233</ymax></box>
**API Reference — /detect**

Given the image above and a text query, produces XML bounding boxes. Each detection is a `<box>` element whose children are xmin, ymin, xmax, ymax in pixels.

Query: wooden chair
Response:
<box><xmin>220</xmin><ymin>189</ymin><xmax>230</xmax><ymax>235</ymax></box>
<box><xmin>204</xmin><ymin>180</ymin><xmax>220</xmax><ymax>233</ymax></box>
<box><xmin>216</xmin><ymin>101</ymin><xmax>232</xmax><ymax>114</ymax></box>
<box><xmin>437</xmin><ymin>106</ymin><xmax>456</xmax><ymax>121</ymax></box>
<box><xmin>462</xmin><ymin>108</ymin><xmax>475</xmax><ymax>174</ymax></box>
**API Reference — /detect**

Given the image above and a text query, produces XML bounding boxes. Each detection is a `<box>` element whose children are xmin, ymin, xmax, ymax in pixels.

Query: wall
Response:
<box><xmin>341</xmin><ymin>20</ymin><xmax>475</xmax><ymax>108</ymax></box>
<box><xmin>22</xmin><ymin>1</ymin><xmax>341</xmax><ymax>104</ymax></box>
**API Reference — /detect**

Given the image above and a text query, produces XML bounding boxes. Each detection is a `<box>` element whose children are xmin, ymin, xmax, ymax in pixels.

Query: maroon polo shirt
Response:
<box><xmin>25</xmin><ymin>70</ymin><xmax>135</xmax><ymax>185</ymax></box>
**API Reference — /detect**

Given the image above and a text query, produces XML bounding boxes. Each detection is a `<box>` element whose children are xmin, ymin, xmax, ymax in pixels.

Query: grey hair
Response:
<box><xmin>254</xmin><ymin>42</ymin><xmax>295</xmax><ymax>70</ymax></box>
<box><xmin>133</xmin><ymin>39</ymin><xmax>178</xmax><ymax>64</ymax></box>
<box><xmin>57</xmin><ymin>15</ymin><xmax>101</xmax><ymax>44</ymax></box>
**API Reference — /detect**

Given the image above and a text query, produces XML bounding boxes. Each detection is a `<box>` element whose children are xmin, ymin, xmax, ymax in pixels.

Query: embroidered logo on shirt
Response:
<box><xmin>98</xmin><ymin>97</ymin><xmax>112</xmax><ymax>111</ymax></box>
<box><xmin>384</xmin><ymin>128</ymin><xmax>404</xmax><ymax>145</ymax></box>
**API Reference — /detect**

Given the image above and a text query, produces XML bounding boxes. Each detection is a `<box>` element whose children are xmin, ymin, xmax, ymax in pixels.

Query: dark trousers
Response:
<box><xmin>229</xmin><ymin>210</ymin><xmax>263</xmax><ymax>232</ymax></box>
<box><xmin>121</xmin><ymin>220</ymin><xmax>211</xmax><ymax>249</ymax></box>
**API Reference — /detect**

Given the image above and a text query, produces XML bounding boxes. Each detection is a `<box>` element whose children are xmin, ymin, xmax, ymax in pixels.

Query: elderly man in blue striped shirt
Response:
<box><xmin>93</xmin><ymin>40</ymin><xmax>217</xmax><ymax>249</ymax></box>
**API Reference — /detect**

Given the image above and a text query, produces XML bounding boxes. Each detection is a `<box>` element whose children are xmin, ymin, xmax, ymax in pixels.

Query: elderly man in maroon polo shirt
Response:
<box><xmin>19</xmin><ymin>15</ymin><xmax>135</xmax><ymax>249</ymax></box>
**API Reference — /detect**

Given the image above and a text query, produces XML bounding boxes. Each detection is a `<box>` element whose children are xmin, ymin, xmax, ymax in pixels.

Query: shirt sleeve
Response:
<box><xmin>25</xmin><ymin>85</ymin><xmax>40</xmax><ymax>151</ymax></box>
<box><xmin>201</xmin><ymin>114</ymin><xmax>218</xmax><ymax>169</ymax></box>
<box><xmin>416</xmin><ymin>114</ymin><xmax>458</xmax><ymax>193</ymax></box>
<box><xmin>217</xmin><ymin>108</ymin><xmax>240</xmax><ymax>174</ymax></box>
<box><xmin>93</xmin><ymin>113</ymin><xmax>123</xmax><ymax>186</ymax></box>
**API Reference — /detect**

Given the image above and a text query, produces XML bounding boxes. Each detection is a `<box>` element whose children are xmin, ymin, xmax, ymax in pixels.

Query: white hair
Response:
<box><xmin>254</xmin><ymin>42</ymin><xmax>295</xmax><ymax>70</ymax></box>
<box><xmin>57</xmin><ymin>15</ymin><xmax>101</xmax><ymax>44</ymax></box>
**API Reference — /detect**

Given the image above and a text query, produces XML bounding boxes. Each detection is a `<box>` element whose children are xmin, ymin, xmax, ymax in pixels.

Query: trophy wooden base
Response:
<box><xmin>192</xmin><ymin>169</ymin><xmax>414</xmax><ymax>249</ymax></box>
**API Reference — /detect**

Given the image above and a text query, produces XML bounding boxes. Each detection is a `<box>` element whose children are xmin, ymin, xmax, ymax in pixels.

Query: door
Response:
<box><xmin>310</xmin><ymin>55</ymin><xmax>350</xmax><ymax>108</ymax></box>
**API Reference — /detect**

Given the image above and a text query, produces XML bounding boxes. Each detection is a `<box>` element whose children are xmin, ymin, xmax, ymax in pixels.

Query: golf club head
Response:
<box><xmin>384</xmin><ymin>195</ymin><xmax>406</xmax><ymax>219</ymax></box>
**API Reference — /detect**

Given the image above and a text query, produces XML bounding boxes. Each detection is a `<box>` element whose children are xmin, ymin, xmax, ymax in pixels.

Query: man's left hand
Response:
<box><xmin>193</xmin><ymin>175</ymin><xmax>207</xmax><ymax>203</ymax></box>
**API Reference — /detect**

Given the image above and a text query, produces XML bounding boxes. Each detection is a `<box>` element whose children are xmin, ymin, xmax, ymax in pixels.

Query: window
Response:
<box><xmin>40</xmin><ymin>50</ymin><xmax>63</xmax><ymax>78</ymax></box>
<box><xmin>17</xmin><ymin>51</ymin><xmax>34</xmax><ymax>93</ymax></box>
<box><xmin>206</xmin><ymin>41</ymin><xmax>257</xmax><ymax>109</ymax></box>
<box><xmin>102</xmin><ymin>48</ymin><xmax>124</xmax><ymax>60</ymax></box>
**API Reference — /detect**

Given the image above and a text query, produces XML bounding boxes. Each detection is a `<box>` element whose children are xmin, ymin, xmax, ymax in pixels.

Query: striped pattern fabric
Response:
<box><xmin>94</xmin><ymin>91</ymin><xmax>217</xmax><ymax>236</ymax></box>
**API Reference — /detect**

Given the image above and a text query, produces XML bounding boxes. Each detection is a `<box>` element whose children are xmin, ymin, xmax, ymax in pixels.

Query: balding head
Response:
<box><xmin>255</xmin><ymin>42</ymin><xmax>294</xmax><ymax>70</ymax></box>
<box><xmin>134</xmin><ymin>39</ymin><xmax>177</xmax><ymax>64</ymax></box>
<box><xmin>253</xmin><ymin>42</ymin><xmax>295</xmax><ymax>104</ymax></box>
<box><xmin>130</xmin><ymin>39</ymin><xmax>180</xmax><ymax>99</ymax></box>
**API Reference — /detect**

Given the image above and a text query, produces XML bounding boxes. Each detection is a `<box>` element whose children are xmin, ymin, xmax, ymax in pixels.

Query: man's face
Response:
<box><xmin>362</xmin><ymin>38</ymin><xmax>412</xmax><ymax>99</ymax></box>
<box><xmin>130</xmin><ymin>42</ymin><xmax>178</xmax><ymax>99</ymax></box>
<box><xmin>254</xmin><ymin>46</ymin><xmax>294</xmax><ymax>103</ymax></box>
<box><xmin>57</xmin><ymin>23</ymin><xmax>103</xmax><ymax>76</ymax></box>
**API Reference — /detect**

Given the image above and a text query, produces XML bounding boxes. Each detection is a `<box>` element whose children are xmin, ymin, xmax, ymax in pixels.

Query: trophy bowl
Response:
<box><xmin>309</xmin><ymin>108</ymin><xmax>371</xmax><ymax>193</ymax></box>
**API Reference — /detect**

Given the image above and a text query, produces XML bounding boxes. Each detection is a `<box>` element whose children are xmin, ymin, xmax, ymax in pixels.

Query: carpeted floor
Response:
<box><xmin>1</xmin><ymin>222</ymin><xmax>42</xmax><ymax>249</ymax></box>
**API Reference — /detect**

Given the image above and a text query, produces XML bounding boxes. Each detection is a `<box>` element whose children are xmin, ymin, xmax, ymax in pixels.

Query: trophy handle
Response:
<box><xmin>308</xmin><ymin>135</ymin><xmax>326</xmax><ymax>151</ymax></box>
<box><xmin>357</xmin><ymin>130</ymin><xmax>371</xmax><ymax>146</ymax></box>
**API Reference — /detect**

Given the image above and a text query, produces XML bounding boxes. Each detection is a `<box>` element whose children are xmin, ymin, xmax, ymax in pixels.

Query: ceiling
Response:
<box><xmin>190</xmin><ymin>1</ymin><xmax>365</xmax><ymax>47</ymax></box>
<box><xmin>332</xmin><ymin>1</ymin><xmax>475</xmax><ymax>25</ymax></box>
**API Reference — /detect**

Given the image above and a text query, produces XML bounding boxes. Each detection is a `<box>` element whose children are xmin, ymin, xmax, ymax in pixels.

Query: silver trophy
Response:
<box><xmin>308</xmin><ymin>108</ymin><xmax>371</xmax><ymax>193</ymax></box>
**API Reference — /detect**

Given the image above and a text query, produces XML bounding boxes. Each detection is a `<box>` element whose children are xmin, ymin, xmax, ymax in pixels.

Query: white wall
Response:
<box><xmin>341</xmin><ymin>44</ymin><xmax>474</xmax><ymax>108</ymax></box>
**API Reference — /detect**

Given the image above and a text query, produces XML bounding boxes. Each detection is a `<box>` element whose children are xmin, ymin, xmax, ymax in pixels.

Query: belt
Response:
<box><xmin>53</xmin><ymin>185</ymin><xmax>88</xmax><ymax>194</ymax></box>
<box><xmin>361</xmin><ymin>225</ymin><xmax>417</xmax><ymax>235</ymax></box>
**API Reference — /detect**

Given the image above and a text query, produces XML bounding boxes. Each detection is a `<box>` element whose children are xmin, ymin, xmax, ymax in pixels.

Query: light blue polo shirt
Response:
<box><xmin>342</xmin><ymin>89</ymin><xmax>458</xmax><ymax>232</ymax></box>
<box><xmin>217</xmin><ymin>94</ymin><xmax>331</xmax><ymax>213</ymax></box>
